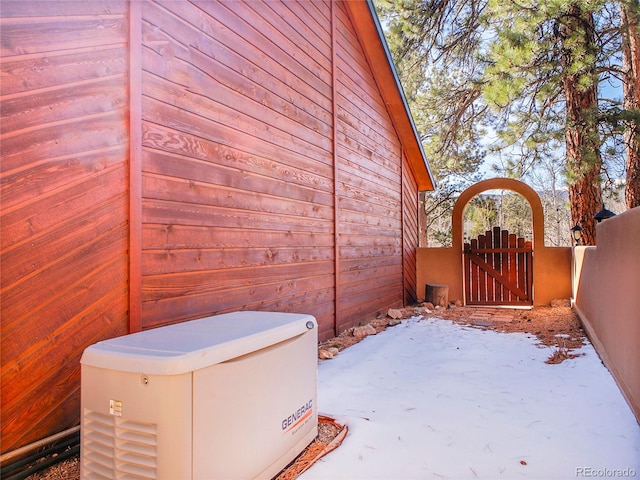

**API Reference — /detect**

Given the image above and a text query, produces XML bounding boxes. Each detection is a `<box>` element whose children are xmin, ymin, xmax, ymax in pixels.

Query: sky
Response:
<box><xmin>300</xmin><ymin>316</ymin><xmax>640</xmax><ymax>480</ymax></box>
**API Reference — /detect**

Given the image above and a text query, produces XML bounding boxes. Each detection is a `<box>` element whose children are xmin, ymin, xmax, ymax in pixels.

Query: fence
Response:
<box><xmin>573</xmin><ymin>207</ymin><xmax>640</xmax><ymax>423</ymax></box>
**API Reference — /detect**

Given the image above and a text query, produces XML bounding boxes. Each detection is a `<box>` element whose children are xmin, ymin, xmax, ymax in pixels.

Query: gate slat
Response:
<box><xmin>471</xmin><ymin>238</ymin><xmax>479</xmax><ymax>304</ymax></box>
<box><xmin>526</xmin><ymin>240</ymin><xmax>533</xmax><ymax>299</ymax></box>
<box><xmin>486</xmin><ymin>229</ymin><xmax>494</xmax><ymax>303</ymax></box>
<box><xmin>464</xmin><ymin>242</ymin><xmax>472</xmax><ymax>305</ymax></box>
<box><xmin>494</xmin><ymin>227</ymin><xmax>502</xmax><ymax>303</ymax></box>
<box><xmin>517</xmin><ymin>237</ymin><xmax>526</xmax><ymax>298</ymax></box>
<box><xmin>501</xmin><ymin>229</ymin><xmax>509</xmax><ymax>302</ymax></box>
<box><xmin>509</xmin><ymin>234</ymin><xmax>517</xmax><ymax>303</ymax></box>
<box><xmin>478</xmin><ymin>235</ymin><xmax>487</xmax><ymax>303</ymax></box>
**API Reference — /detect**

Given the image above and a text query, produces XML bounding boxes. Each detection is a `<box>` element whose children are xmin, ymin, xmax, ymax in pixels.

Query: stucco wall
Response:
<box><xmin>417</xmin><ymin>246</ymin><xmax>571</xmax><ymax>306</ymax></box>
<box><xmin>417</xmin><ymin>247</ymin><xmax>462</xmax><ymax>303</ymax></box>
<box><xmin>532</xmin><ymin>247</ymin><xmax>572</xmax><ymax>305</ymax></box>
<box><xmin>574</xmin><ymin>207</ymin><xmax>640</xmax><ymax>422</ymax></box>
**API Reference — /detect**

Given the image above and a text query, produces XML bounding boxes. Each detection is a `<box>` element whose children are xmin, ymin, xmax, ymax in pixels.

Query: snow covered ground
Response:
<box><xmin>301</xmin><ymin>317</ymin><xmax>640</xmax><ymax>480</ymax></box>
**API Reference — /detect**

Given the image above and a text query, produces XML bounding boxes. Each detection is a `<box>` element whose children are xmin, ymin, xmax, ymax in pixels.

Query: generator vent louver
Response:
<box><xmin>83</xmin><ymin>409</ymin><xmax>157</xmax><ymax>479</ymax></box>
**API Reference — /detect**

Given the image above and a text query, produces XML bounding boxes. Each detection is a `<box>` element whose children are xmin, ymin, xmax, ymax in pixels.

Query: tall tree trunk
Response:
<box><xmin>621</xmin><ymin>2</ymin><xmax>640</xmax><ymax>209</ymax></box>
<box><xmin>560</xmin><ymin>5</ymin><xmax>603</xmax><ymax>245</ymax></box>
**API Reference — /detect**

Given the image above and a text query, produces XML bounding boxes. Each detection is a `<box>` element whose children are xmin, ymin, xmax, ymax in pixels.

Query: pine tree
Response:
<box><xmin>557</xmin><ymin>3</ymin><xmax>603</xmax><ymax>245</ymax></box>
<box><xmin>377</xmin><ymin>0</ymin><xmax>630</xmax><ymax>245</ymax></box>
<box><xmin>376</xmin><ymin>0</ymin><xmax>488</xmax><ymax>245</ymax></box>
<box><xmin>621</xmin><ymin>0</ymin><xmax>640</xmax><ymax>208</ymax></box>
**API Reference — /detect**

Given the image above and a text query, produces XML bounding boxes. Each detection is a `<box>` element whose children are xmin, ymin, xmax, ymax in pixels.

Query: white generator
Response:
<box><xmin>80</xmin><ymin>311</ymin><xmax>318</xmax><ymax>479</ymax></box>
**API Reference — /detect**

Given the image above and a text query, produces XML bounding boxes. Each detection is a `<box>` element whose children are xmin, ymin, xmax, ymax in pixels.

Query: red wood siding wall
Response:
<box><xmin>402</xmin><ymin>153</ymin><xmax>420</xmax><ymax>304</ymax></box>
<box><xmin>0</xmin><ymin>1</ymin><xmax>131</xmax><ymax>453</ymax></box>
<box><xmin>334</xmin><ymin>2</ymin><xmax>404</xmax><ymax>331</ymax></box>
<box><xmin>136</xmin><ymin>0</ymin><xmax>420</xmax><ymax>340</ymax></box>
<box><xmin>138</xmin><ymin>1</ymin><xmax>337</xmax><ymax>339</ymax></box>
<box><xmin>0</xmin><ymin>0</ymin><xmax>424</xmax><ymax>454</ymax></box>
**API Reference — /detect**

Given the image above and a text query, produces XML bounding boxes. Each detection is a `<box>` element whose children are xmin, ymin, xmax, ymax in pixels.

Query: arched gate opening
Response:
<box><xmin>452</xmin><ymin>179</ymin><xmax>543</xmax><ymax>306</ymax></box>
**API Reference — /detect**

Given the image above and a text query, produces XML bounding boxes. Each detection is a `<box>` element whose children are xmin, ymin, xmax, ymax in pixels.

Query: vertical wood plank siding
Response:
<box><xmin>0</xmin><ymin>1</ymin><xmax>130</xmax><ymax>452</ymax></box>
<box><xmin>0</xmin><ymin>0</ymin><xmax>425</xmax><ymax>454</ymax></box>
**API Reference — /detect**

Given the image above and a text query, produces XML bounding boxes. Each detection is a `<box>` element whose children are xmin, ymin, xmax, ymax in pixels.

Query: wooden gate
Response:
<box><xmin>464</xmin><ymin>226</ymin><xmax>533</xmax><ymax>306</ymax></box>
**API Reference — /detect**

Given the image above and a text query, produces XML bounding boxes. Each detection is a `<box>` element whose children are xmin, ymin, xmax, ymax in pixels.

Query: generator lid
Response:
<box><xmin>81</xmin><ymin>311</ymin><xmax>317</xmax><ymax>375</ymax></box>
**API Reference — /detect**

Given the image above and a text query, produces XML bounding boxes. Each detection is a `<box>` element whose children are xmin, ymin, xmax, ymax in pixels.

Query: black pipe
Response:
<box><xmin>1</xmin><ymin>433</ymin><xmax>80</xmax><ymax>480</ymax></box>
